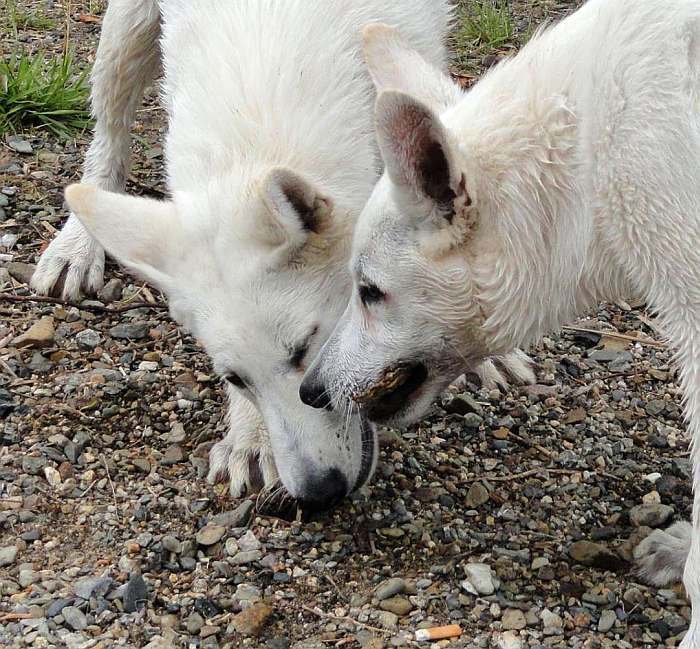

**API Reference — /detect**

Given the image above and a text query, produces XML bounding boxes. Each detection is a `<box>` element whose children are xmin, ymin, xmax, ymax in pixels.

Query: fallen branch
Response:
<box><xmin>301</xmin><ymin>605</ymin><xmax>391</xmax><ymax>636</ymax></box>
<box><xmin>562</xmin><ymin>325</ymin><xmax>665</xmax><ymax>348</ymax></box>
<box><xmin>0</xmin><ymin>293</ymin><xmax>167</xmax><ymax>314</ymax></box>
<box><xmin>460</xmin><ymin>467</ymin><xmax>588</xmax><ymax>484</ymax></box>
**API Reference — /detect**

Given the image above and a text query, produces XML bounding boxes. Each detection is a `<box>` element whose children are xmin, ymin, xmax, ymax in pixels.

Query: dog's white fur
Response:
<box><xmin>38</xmin><ymin>0</ymin><xmax>533</xmax><ymax>503</ymax></box>
<box><xmin>306</xmin><ymin>0</ymin><xmax>700</xmax><ymax>641</ymax></box>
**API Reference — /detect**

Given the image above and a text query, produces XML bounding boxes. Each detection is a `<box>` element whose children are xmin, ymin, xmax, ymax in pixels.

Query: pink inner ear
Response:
<box><xmin>381</xmin><ymin>99</ymin><xmax>457</xmax><ymax>217</ymax></box>
<box><xmin>383</xmin><ymin>101</ymin><xmax>435</xmax><ymax>189</ymax></box>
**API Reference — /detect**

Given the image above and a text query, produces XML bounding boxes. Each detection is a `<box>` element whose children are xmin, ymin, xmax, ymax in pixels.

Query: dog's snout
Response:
<box><xmin>299</xmin><ymin>374</ymin><xmax>333</xmax><ymax>410</ymax></box>
<box><xmin>297</xmin><ymin>467</ymin><xmax>349</xmax><ymax>512</ymax></box>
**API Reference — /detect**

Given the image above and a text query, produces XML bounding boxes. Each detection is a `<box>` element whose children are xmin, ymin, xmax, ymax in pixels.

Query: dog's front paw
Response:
<box><xmin>634</xmin><ymin>521</ymin><xmax>692</xmax><ymax>587</ymax></box>
<box><xmin>207</xmin><ymin>436</ymin><xmax>279</xmax><ymax>498</ymax></box>
<box><xmin>31</xmin><ymin>217</ymin><xmax>105</xmax><ymax>300</ymax></box>
<box><xmin>462</xmin><ymin>349</ymin><xmax>535</xmax><ymax>391</ymax></box>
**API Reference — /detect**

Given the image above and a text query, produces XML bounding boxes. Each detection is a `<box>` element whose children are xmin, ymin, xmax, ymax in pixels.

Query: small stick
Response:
<box><xmin>0</xmin><ymin>293</ymin><xmax>167</xmax><ymax>314</ymax></box>
<box><xmin>0</xmin><ymin>612</ymin><xmax>33</xmax><ymax>622</ymax></box>
<box><xmin>79</xmin><ymin>479</ymin><xmax>98</xmax><ymax>497</ymax></box>
<box><xmin>503</xmin><ymin>429</ymin><xmax>555</xmax><ymax>459</ymax></box>
<box><xmin>460</xmin><ymin>468</ymin><xmax>584</xmax><ymax>484</ymax></box>
<box><xmin>101</xmin><ymin>454</ymin><xmax>119</xmax><ymax>512</ymax></box>
<box><xmin>323</xmin><ymin>573</ymin><xmax>346</xmax><ymax>602</ymax></box>
<box><xmin>562</xmin><ymin>325</ymin><xmax>664</xmax><ymax>348</ymax></box>
<box><xmin>301</xmin><ymin>605</ymin><xmax>391</xmax><ymax>636</ymax></box>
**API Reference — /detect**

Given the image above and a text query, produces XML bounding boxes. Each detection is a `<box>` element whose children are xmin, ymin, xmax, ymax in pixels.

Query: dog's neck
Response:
<box><xmin>452</xmin><ymin>94</ymin><xmax>608</xmax><ymax>354</ymax></box>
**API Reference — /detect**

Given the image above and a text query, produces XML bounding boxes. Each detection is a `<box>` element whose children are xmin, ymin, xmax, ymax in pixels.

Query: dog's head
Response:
<box><xmin>302</xmin><ymin>25</ymin><xmax>502</xmax><ymax>427</ymax></box>
<box><xmin>66</xmin><ymin>166</ymin><xmax>376</xmax><ymax>510</ymax></box>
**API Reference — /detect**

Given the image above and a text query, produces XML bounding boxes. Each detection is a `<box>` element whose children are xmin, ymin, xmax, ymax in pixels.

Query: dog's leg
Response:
<box><xmin>31</xmin><ymin>0</ymin><xmax>161</xmax><ymax>299</ymax></box>
<box><xmin>207</xmin><ymin>388</ymin><xmax>279</xmax><ymax>497</ymax></box>
<box><xmin>621</xmin><ymin>265</ymin><xmax>700</xmax><ymax>647</ymax></box>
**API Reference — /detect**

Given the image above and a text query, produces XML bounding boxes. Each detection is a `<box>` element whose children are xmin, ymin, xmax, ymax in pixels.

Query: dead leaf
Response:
<box><xmin>76</xmin><ymin>14</ymin><xmax>102</xmax><ymax>24</ymax></box>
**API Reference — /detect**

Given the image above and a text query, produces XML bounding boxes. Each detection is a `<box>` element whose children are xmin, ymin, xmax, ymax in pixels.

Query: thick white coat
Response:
<box><xmin>44</xmin><ymin>0</ymin><xmax>461</xmax><ymax>502</ymax></box>
<box><xmin>307</xmin><ymin>1</ymin><xmax>700</xmax><ymax>641</ymax></box>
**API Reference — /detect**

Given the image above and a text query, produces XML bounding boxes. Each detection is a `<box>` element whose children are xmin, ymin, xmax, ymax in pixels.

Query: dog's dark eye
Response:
<box><xmin>359</xmin><ymin>283</ymin><xmax>384</xmax><ymax>306</ymax></box>
<box><xmin>225</xmin><ymin>373</ymin><xmax>246</xmax><ymax>389</ymax></box>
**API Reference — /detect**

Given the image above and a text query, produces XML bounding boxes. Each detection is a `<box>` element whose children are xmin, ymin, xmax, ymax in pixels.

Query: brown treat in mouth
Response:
<box><xmin>353</xmin><ymin>363</ymin><xmax>416</xmax><ymax>404</ymax></box>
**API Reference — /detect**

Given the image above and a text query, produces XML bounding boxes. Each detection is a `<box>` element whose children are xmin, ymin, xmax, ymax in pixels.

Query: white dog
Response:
<box><xmin>38</xmin><ymin>0</ymin><xmax>531</xmax><ymax>507</ymax></box>
<box><xmin>302</xmin><ymin>0</ymin><xmax>700</xmax><ymax>641</ymax></box>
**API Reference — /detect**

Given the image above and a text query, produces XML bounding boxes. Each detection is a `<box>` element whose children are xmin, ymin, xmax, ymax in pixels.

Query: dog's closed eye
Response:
<box><xmin>225</xmin><ymin>372</ymin><xmax>246</xmax><ymax>389</ymax></box>
<box><xmin>290</xmin><ymin>325</ymin><xmax>319</xmax><ymax>369</ymax></box>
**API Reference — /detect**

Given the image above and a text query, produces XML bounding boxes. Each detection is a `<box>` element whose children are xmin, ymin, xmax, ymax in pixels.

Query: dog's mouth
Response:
<box><xmin>354</xmin><ymin>362</ymin><xmax>429</xmax><ymax>423</ymax></box>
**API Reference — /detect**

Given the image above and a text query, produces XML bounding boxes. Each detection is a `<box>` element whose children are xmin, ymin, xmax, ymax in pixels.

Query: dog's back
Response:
<box><xmin>158</xmin><ymin>0</ymin><xmax>453</xmax><ymax>211</ymax></box>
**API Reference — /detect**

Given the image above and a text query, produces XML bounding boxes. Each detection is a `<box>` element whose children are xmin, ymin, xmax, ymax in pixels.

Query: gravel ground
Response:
<box><xmin>1</xmin><ymin>2</ymin><xmax>694</xmax><ymax>648</ymax></box>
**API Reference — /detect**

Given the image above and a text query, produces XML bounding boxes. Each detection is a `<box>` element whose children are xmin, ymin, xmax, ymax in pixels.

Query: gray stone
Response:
<box><xmin>444</xmin><ymin>394</ymin><xmax>482</xmax><ymax>416</ymax></box>
<box><xmin>238</xmin><ymin>530</ymin><xmax>261</xmax><ymax>552</ymax></box>
<box><xmin>6</xmin><ymin>262</ymin><xmax>36</xmax><ymax>285</ymax></box>
<box><xmin>598</xmin><ymin>610</ymin><xmax>617</xmax><ymax>633</ymax></box>
<box><xmin>19</xmin><ymin>569</ymin><xmax>37</xmax><ymax>587</ymax></box>
<box><xmin>462</xmin><ymin>563</ymin><xmax>495</xmax><ymax>595</ymax></box>
<box><xmin>378</xmin><ymin>596</ymin><xmax>413</xmax><ymax>616</ymax></box>
<box><xmin>541</xmin><ymin>609</ymin><xmax>563</xmax><ymax>635</ymax></box>
<box><xmin>28</xmin><ymin>352</ymin><xmax>52</xmax><ymax>373</ymax></box>
<box><xmin>211</xmin><ymin>500</ymin><xmax>254</xmax><ymax>528</ymax></box>
<box><xmin>8</xmin><ymin>138</ymin><xmax>33</xmax><ymax>154</ymax></box>
<box><xmin>160</xmin><ymin>445</ymin><xmax>184</xmax><ymax>465</ymax></box>
<box><xmin>0</xmin><ymin>545</ymin><xmax>18</xmax><ymax>567</ymax></box>
<box><xmin>497</xmin><ymin>632</ymin><xmax>524</xmax><ymax>649</ymax></box>
<box><xmin>231</xmin><ymin>550</ymin><xmax>262</xmax><ymax>565</ymax></box>
<box><xmin>196</xmin><ymin>524</ymin><xmax>226</xmax><ymax>546</ymax></box>
<box><xmin>186</xmin><ymin>612</ymin><xmax>204</xmax><ymax>634</ymax></box>
<box><xmin>465</xmin><ymin>482</ymin><xmax>490</xmax><ymax>508</ymax></box>
<box><xmin>61</xmin><ymin>606</ymin><xmax>87</xmax><ymax>631</ymax></box>
<box><xmin>162</xmin><ymin>535</ymin><xmax>182</xmax><ymax>554</ymax></box>
<box><xmin>235</xmin><ymin>583</ymin><xmax>262</xmax><ymax>603</ymax></box>
<box><xmin>97</xmin><ymin>278</ymin><xmax>124</xmax><ymax>304</ymax></box>
<box><xmin>22</xmin><ymin>455</ymin><xmax>46</xmax><ymax>475</ymax></box>
<box><xmin>629</xmin><ymin>504</ymin><xmax>673</xmax><ymax>528</ymax></box>
<box><xmin>375</xmin><ymin>577</ymin><xmax>406</xmax><ymax>601</ymax></box>
<box><xmin>74</xmin><ymin>576</ymin><xmax>112</xmax><ymax>600</ymax></box>
<box><xmin>502</xmin><ymin>609</ymin><xmax>526</xmax><ymax>631</ymax></box>
<box><xmin>123</xmin><ymin>573</ymin><xmax>147</xmax><ymax>613</ymax></box>
<box><xmin>463</xmin><ymin>412</ymin><xmax>483</xmax><ymax>430</ymax></box>
<box><xmin>47</xmin><ymin>598</ymin><xmax>72</xmax><ymax>618</ymax></box>
<box><xmin>76</xmin><ymin>329</ymin><xmax>101</xmax><ymax>351</ymax></box>
<box><xmin>109</xmin><ymin>323</ymin><xmax>150</xmax><ymax>340</ymax></box>
<box><xmin>377</xmin><ymin>611</ymin><xmax>398</xmax><ymax>629</ymax></box>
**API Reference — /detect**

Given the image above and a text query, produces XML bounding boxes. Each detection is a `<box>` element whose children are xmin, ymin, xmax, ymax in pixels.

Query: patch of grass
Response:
<box><xmin>4</xmin><ymin>0</ymin><xmax>56</xmax><ymax>32</ymax></box>
<box><xmin>457</xmin><ymin>0</ymin><xmax>515</xmax><ymax>50</ymax></box>
<box><xmin>0</xmin><ymin>49</ymin><xmax>91</xmax><ymax>138</ymax></box>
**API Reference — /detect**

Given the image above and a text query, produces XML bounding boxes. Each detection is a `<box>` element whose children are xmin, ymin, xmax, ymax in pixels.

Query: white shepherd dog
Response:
<box><xmin>39</xmin><ymin>0</ymin><xmax>532</xmax><ymax>508</ymax></box>
<box><xmin>302</xmin><ymin>0</ymin><xmax>700</xmax><ymax>640</ymax></box>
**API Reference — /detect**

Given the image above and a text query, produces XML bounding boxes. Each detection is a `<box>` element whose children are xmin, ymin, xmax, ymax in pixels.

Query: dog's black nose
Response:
<box><xmin>299</xmin><ymin>375</ymin><xmax>333</xmax><ymax>410</ymax></box>
<box><xmin>297</xmin><ymin>467</ymin><xmax>348</xmax><ymax>512</ymax></box>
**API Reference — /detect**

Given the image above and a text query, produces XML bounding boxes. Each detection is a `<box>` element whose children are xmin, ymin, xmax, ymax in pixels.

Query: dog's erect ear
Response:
<box><xmin>260</xmin><ymin>167</ymin><xmax>333</xmax><ymax>249</ymax></box>
<box><xmin>363</xmin><ymin>23</ymin><xmax>461</xmax><ymax>112</ymax></box>
<box><xmin>65</xmin><ymin>184</ymin><xmax>181</xmax><ymax>290</ymax></box>
<box><xmin>375</xmin><ymin>91</ymin><xmax>467</xmax><ymax>220</ymax></box>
